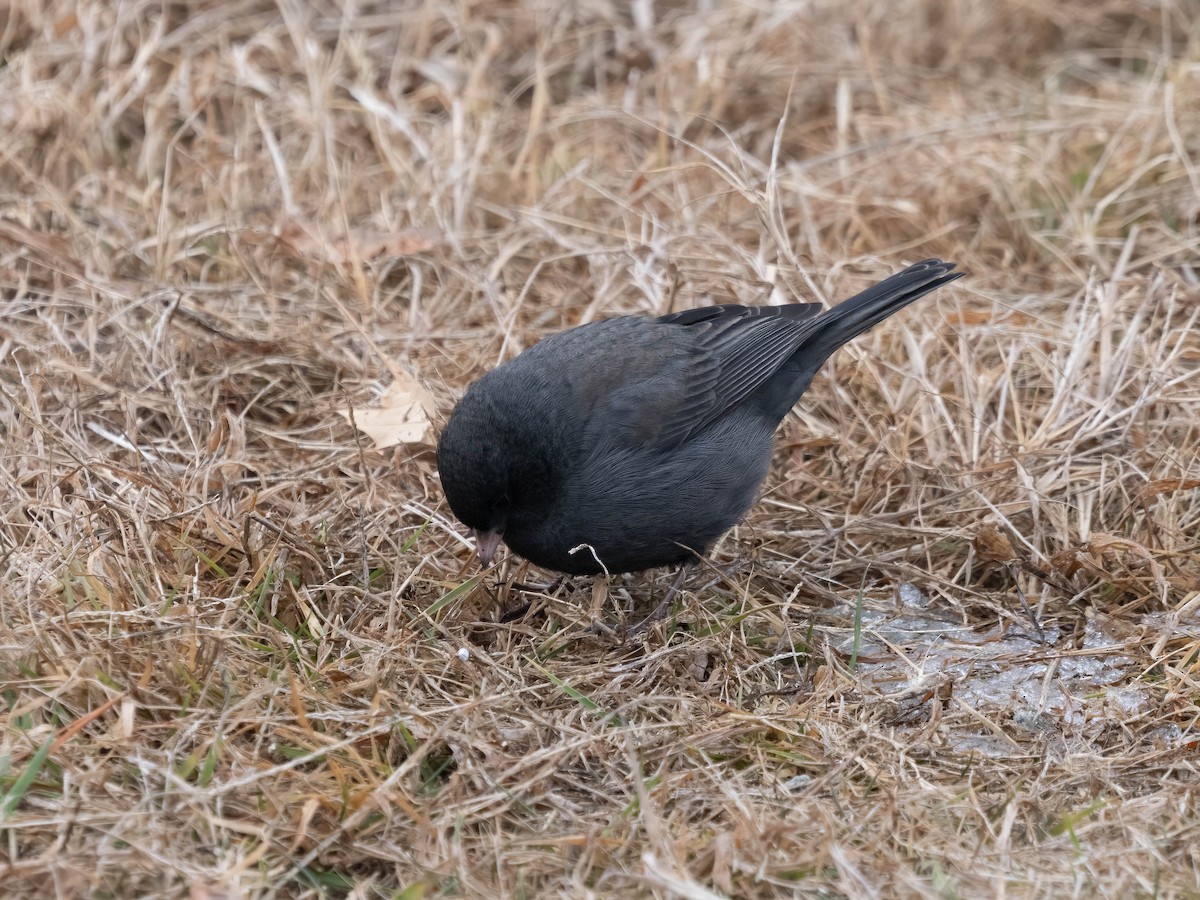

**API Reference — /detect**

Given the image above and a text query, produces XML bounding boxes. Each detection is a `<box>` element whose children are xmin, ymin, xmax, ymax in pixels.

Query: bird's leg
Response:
<box><xmin>635</xmin><ymin>563</ymin><xmax>691</xmax><ymax>630</ymax></box>
<box><xmin>497</xmin><ymin>575</ymin><xmax>569</xmax><ymax>623</ymax></box>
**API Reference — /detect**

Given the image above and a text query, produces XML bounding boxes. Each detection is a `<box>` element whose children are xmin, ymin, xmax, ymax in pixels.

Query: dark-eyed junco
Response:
<box><xmin>438</xmin><ymin>259</ymin><xmax>963</xmax><ymax>603</ymax></box>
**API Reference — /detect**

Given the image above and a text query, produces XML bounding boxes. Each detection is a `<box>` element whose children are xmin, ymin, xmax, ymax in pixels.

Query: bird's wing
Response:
<box><xmin>586</xmin><ymin>259</ymin><xmax>961</xmax><ymax>451</ymax></box>
<box><xmin>579</xmin><ymin>303</ymin><xmax>823</xmax><ymax>451</ymax></box>
<box><xmin>645</xmin><ymin>303</ymin><xmax>824</xmax><ymax>448</ymax></box>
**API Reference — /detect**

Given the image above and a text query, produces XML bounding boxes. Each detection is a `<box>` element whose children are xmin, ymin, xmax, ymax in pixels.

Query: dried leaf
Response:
<box><xmin>1136</xmin><ymin>478</ymin><xmax>1200</xmax><ymax>504</ymax></box>
<box><xmin>343</xmin><ymin>371</ymin><xmax>437</xmax><ymax>449</ymax></box>
<box><xmin>974</xmin><ymin>523</ymin><xmax>1016</xmax><ymax>563</ymax></box>
<box><xmin>1051</xmin><ymin>546</ymin><xmax>1083</xmax><ymax>578</ymax></box>
<box><xmin>1051</xmin><ymin>533</ymin><xmax>1169</xmax><ymax>605</ymax></box>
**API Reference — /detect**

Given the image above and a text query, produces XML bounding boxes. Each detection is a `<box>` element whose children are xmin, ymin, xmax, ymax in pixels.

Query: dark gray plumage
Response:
<box><xmin>437</xmin><ymin>259</ymin><xmax>964</xmax><ymax>577</ymax></box>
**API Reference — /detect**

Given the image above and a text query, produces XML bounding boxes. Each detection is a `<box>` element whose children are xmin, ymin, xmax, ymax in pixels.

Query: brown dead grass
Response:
<box><xmin>3</xmin><ymin>0</ymin><xmax>1200</xmax><ymax>896</ymax></box>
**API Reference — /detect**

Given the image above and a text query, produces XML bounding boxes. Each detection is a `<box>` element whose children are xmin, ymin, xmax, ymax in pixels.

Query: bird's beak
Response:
<box><xmin>471</xmin><ymin>529</ymin><xmax>502</xmax><ymax>567</ymax></box>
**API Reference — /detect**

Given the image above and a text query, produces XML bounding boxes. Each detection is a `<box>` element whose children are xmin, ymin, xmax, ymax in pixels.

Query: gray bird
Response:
<box><xmin>438</xmin><ymin>259</ymin><xmax>963</xmax><ymax>608</ymax></box>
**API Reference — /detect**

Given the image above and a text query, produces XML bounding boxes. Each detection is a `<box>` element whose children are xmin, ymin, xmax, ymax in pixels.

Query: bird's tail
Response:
<box><xmin>801</xmin><ymin>258</ymin><xmax>963</xmax><ymax>368</ymax></box>
<box><xmin>756</xmin><ymin>258</ymin><xmax>963</xmax><ymax>424</ymax></box>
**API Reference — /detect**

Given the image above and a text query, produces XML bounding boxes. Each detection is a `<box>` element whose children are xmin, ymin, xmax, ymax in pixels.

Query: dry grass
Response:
<box><xmin>2</xmin><ymin>0</ymin><xmax>1200</xmax><ymax>896</ymax></box>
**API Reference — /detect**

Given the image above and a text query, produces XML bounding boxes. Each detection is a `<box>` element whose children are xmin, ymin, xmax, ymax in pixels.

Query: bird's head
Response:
<box><xmin>437</xmin><ymin>369</ymin><xmax>564</xmax><ymax>568</ymax></box>
<box><xmin>437</xmin><ymin>403</ymin><xmax>511</xmax><ymax>565</ymax></box>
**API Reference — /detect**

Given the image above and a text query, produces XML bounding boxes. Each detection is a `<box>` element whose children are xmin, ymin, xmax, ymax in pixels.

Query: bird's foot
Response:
<box><xmin>628</xmin><ymin>564</ymin><xmax>691</xmax><ymax>636</ymax></box>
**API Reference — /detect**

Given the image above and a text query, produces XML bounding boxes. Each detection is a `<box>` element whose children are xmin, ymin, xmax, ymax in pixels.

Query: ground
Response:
<box><xmin>2</xmin><ymin>0</ymin><xmax>1200</xmax><ymax>897</ymax></box>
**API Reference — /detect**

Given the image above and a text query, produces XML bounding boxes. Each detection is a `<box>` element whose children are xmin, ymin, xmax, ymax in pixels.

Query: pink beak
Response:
<box><xmin>471</xmin><ymin>529</ymin><xmax>502</xmax><ymax>567</ymax></box>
